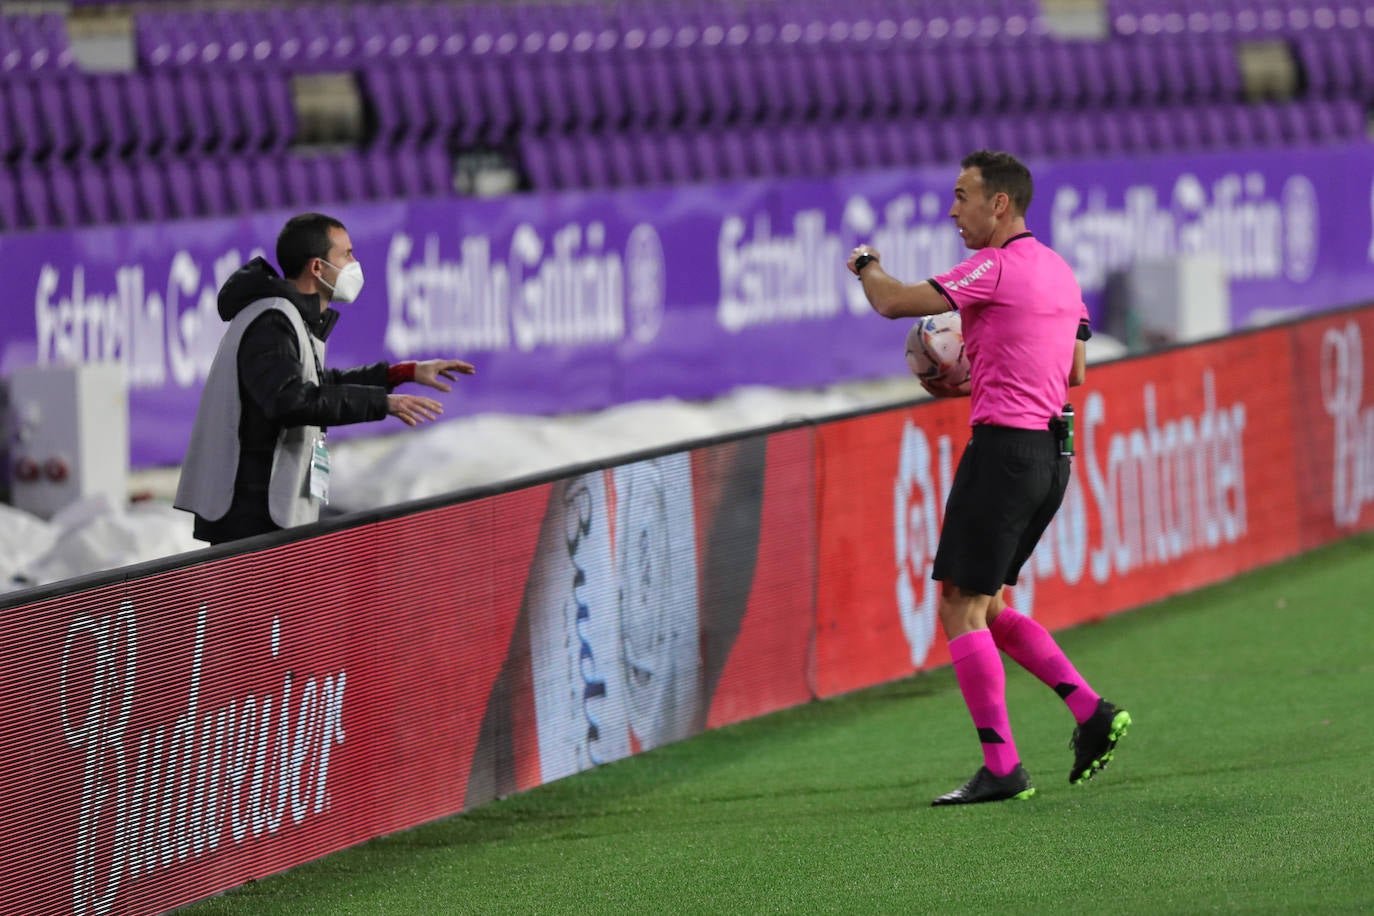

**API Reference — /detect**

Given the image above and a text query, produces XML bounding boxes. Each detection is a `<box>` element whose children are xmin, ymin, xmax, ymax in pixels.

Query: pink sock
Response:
<box><xmin>949</xmin><ymin>630</ymin><xmax>1020</xmax><ymax>777</ymax></box>
<box><xmin>989</xmin><ymin>606</ymin><xmax>1101</xmax><ymax>724</ymax></box>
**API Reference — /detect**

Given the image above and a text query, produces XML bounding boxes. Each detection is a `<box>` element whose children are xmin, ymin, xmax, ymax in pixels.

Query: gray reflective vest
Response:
<box><xmin>174</xmin><ymin>299</ymin><xmax>324</xmax><ymax>528</ymax></box>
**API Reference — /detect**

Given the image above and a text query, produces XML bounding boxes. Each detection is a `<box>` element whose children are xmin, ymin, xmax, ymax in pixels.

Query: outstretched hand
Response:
<box><xmin>414</xmin><ymin>358</ymin><xmax>476</xmax><ymax>392</ymax></box>
<box><xmin>387</xmin><ymin>393</ymin><xmax>444</xmax><ymax>427</ymax></box>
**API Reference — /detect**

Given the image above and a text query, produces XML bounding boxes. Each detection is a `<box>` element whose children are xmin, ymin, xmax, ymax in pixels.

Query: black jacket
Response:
<box><xmin>194</xmin><ymin>257</ymin><xmax>390</xmax><ymax>543</ymax></box>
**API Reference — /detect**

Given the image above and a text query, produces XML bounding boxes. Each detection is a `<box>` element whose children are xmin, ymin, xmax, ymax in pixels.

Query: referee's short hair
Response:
<box><xmin>961</xmin><ymin>150</ymin><xmax>1034</xmax><ymax>217</ymax></box>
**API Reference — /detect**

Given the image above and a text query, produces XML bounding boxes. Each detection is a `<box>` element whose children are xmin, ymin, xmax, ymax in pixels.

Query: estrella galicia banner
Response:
<box><xmin>1</xmin><ymin>143</ymin><xmax>1370</xmax><ymax>467</ymax></box>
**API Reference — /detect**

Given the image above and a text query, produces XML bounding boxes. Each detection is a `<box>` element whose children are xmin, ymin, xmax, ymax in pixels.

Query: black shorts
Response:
<box><xmin>932</xmin><ymin>424</ymin><xmax>1070</xmax><ymax>596</ymax></box>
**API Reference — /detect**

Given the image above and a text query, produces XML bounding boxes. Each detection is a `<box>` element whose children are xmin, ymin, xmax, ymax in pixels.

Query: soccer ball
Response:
<box><xmin>905</xmin><ymin>312</ymin><xmax>970</xmax><ymax>386</ymax></box>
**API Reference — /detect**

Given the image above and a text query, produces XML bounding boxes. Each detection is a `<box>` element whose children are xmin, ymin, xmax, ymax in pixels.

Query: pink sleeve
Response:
<box><xmin>929</xmin><ymin>250</ymin><xmax>1003</xmax><ymax>311</ymax></box>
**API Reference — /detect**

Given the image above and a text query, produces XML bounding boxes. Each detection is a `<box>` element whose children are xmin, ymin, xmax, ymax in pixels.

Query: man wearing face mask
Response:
<box><xmin>175</xmin><ymin>212</ymin><xmax>475</xmax><ymax>545</ymax></box>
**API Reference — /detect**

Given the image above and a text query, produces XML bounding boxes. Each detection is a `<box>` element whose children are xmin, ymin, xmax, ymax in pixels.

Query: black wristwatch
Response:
<box><xmin>853</xmin><ymin>253</ymin><xmax>877</xmax><ymax>276</ymax></box>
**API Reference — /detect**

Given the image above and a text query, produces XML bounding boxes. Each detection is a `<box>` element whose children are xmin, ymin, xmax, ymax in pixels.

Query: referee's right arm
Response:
<box><xmin>848</xmin><ymin>248</ymin><xmax>954</xmax><ymax>320</ymax></box>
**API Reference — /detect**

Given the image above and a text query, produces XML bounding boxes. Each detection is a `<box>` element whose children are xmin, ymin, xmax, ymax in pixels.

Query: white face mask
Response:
<box><xmin>317</xmin><ymin>258</ymin><xmax>364</xmax><ymax>303</ymax></box>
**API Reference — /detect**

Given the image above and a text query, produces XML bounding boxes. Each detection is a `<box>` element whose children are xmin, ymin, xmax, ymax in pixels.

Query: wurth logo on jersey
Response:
<box><xmin>943</xmin><ymin>258</ymin><xmax>996</xmax><ymax>291</ymax></box>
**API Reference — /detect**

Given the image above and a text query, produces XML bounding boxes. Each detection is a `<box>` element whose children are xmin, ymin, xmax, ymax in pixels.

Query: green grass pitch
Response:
<box><xmin>187</xmin><ymin>532</ymin><xmax>1374</xmax><ymax>915</ymax></box>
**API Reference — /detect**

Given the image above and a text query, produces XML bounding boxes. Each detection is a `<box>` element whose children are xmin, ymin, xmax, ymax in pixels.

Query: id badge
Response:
<box><xmin>309</xmin><ymin>436</ymin><xmax>331</xmax><ymax>503</ymax></box>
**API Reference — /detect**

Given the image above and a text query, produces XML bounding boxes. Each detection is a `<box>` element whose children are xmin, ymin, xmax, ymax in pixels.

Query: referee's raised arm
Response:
<box><xmin>846</xmin><ymin>244</ymin><xmax>954</xmax><ymax>319</ymax></box>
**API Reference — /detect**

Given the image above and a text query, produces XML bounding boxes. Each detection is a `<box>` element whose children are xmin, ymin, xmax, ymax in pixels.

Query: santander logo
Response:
<box><xmin>63</xmin><ymin>601</ymin><xmax>346</xmax><ymax>915</ymax></box>
<box><xmin>892</xmin><ymin>367</ymin><xmax>1251</xmax><ymax>665</ymax></box>
<box><xmin>893</xmin><ymin>420</ymin><xmax>954</xmax><ymax>666</ymax></box>
<box><xmin>1321</xmin><ymin>321</ymin><xmax>1374</xmax><ymax>527</ymax></box>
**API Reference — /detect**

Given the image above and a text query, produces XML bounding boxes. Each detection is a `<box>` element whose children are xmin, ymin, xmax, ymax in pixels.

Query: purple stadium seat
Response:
<box><xmin>0</xmin><ymin>167</ymin><xmax>19</xmax><ymax>231</ymax></box>
<box><xmin>387</xmin><ymin>147</ymin><xmax>423</xmax><ymax>196</ymax></box>
<box><xmin>177</xmin><ymin>71</ymin><xmax>216</xmax><ymax>153</ymax></box>
<box><xmin>1171</xmin><ymin>107</ymin><xmax>1205</xmax><ymax>149</ymax></box>
<box><xmin>132</xmin><ymin>159</ymin><xmax>171</xmax><ymax>221</ymax></box>
<box><xmin>229</xmin><ymin>71</ymin><xmax>268</xmax><ymax>152</ymax></box>
<box><xmin>279</xmin><ymin>155</ymin><xmax>316</xmax><ymax>206</ymax></box>
<box><xmin>362</xmin><ymin>148</ymin><xmax>400</xmax><ymax>199</ymax></box>
<box><xmin>88</xmin><ymin>76</ymin><xmax>131</xmax><ymax>158</ymax></box>
<box><xmin>1249</xmin><ymin>102</ymin><xmax>1287</xmax><ymax>145</ymax></box>
<box><xmin>361</xmin><ymin>67</ymin><xmax>405</xmax><ymax>146</ymax></box>
<box><xmin>575</xmin><ymin>133</ymin><xmax>614</xmax><ymax>187</ymax></box>
<box><xmin>150</xmin><ymin>70</ymin><xmax>194</xmax><ymax>154</ymax></box>
<box><xmin>15</xmin><ymin>163</ymin><xmax>56</xmax><ymax>229</ymax></box>
<box><xmin>685</xmin><ymin>132</ymin><xmax>721</xmax><ymax>182</ymax></box>
<box><xmin>103</xmin><ymin>160</ymin><xmax>140</xmax><ymax>224</ymax></box>
<box><xmin>962</xmin><ymin>45</ymin><xmax>1005</xmax><ymax>111</ymax></box>
<box><xmin>46</xmin><ymin>163</ymin><xmax>82</xmax><ymax>226</ymax></box>
<box><xmin>509</xmin><ymin>57</ymin><xmax>551</xmax><ymax>134</ymax></box>
<box><xmin>415</xmin><ymin>61</ymin><xmax>458</xmax><ymax>143</ymax></box>
<box><xmin>712</xmin><ymin>130</ymin><xmax>750</xmax><ymax>179</ymax></box>
<box><xmin>163</xmin><ymin>158</ymin><xmax>200</xmax><ymax>219</ymax></box>
<box><xmin>394</xmin><ymin>64</ymin><xmax>436</xmax><ymax>145</ymax></box>
<box><xmin>799</xmin><ymin>47</ymin><xmax>843</xmax><ymax>124</ymax></box>
<box><xmin>1141</xmin><ymin>107</ymin><xmax>1181</xmax><ymax>149</ymax></box>
<box><xmin>1195</xmin><ymin>105</ymin><xmax>1232</xmax><ymax>148</ymax></box>
<box><xmin>334</xmin><ymin>152</ymin><xmax>370</xmax><ymax>201</ymax></box>
<box><xmin>73</xmin><ymin>160</ymin><xmax>112</xmax><ymax>224</ymax></box>
<box><xmin>1018</xmin><ymin>42</ymin><xmax>1058</xmax><ymax>110</ymax></box>
<box><xmin>305</xmin><ymin>154</ymin><xmax>346</xmax><ymax>204</ymax></box>
<box><xmin>1347</xmin><ymin>31</ymin><xmax>1374</xmax><ymax>101</ymax></box>
<box><xmin>198</xmin><ymin>71</ymin><xmax>241</xmax><ymax>153</ymax></box>
<box><xmin>221</xmin><ymin>157</ymin><xmax>258</xmax><ymax>213</ymax></box>
<box><xmin>0</xmin><ymin>83</ymin><xmax>20</xmax><ymax>161</ymax></box>
<box><xmin>191</xmin><ymin>159</ymin><xmax>230</xmax><ymax>214</ymax></box>
<box><xmin>994</xmin><ymin>46</ymin><xmax>1034</xmax><ymax>113</ymax></box>
<box><xmin>474</xmin><ymin>56</ymin><xmax>515</xmax><ymax>144</ymax></box>
<box><xmin>549</xmin><ymin>134</ymin><xmax>587</xmax><ymax>189</ymax></box>
<box><xmin>250</xmin><ymin>156</ymin><xmax>287</xmax><ymax>211</ymax></box>
<box><xmin>626</xmin><ymin>132</ymin><xmax>663</xmax><ymax>186</ymax></box>
<box><xmin>703</xmin><ymin>48</ymin><xmax>745</xmax><ymax>126</ymax></box>
<box><xmin>561</xmin><ymin>54</ymin><xmax>601</xmax><ymax>130</ymax></box>
<box><xmin>258</xmin><ymin>72</ymin><xmax>296</xmax><ymax>153</ymax></box>
<box><xmin>851</xmin><ymin>121</ymin><xmax>888</xmax><ymax>170</ymax></box>
<box><xmin>421</xmin><ymin>144</ymin><xmax>453</xmax><ymax>195</ymax></box>
<box><xmin>1218</xmin><ymin>103</ymin><xmax>1259</xmax><ymax>146</ymax></box>
<box><xmin>61</xmin><ymin>76</ymin><xmax>103</xmax><ymax>159</ymax></box>
<box><xmin>34</xmin><ymin>78</ymin><xmax>75</xmax><ymax>160</ymax></box>
<box><xmin>826</xmin><ymin>123</ymin><xmax>862</xmax><ymax>174</ymax></box>
<box><xmin>117</xmin><ymin>74</ymin><xmax>162</xmax><ymax>158</ymax></box>
<box><xmin>6</xmin><ymin>79</ymin><xmax>45</xmax><ymax>160</ymax></box>
<box><xmin>444</xmin><ymin>57</ymin><xmax>486</xmax><ymax>146</ymax></box>
<box><xmin>610</xmin><ymin>54</ymin><xmax>648</xmax><ymax>127</ymax></box>
<box><xmin>1328</xmin><ymin>98</ymin><xmax>1367</xmax><ymax>139</ymax></box>
<box><xmin>1075</xmin><ymin>42</ymin><xmax>1112</xmax><ymax>108</ymax></box>
<box><xmin>1011</xmin><ymin>113</ymin><xmax>1052</xmax><ymax>157</ymax></box>
<box><xmin>604</xmin><ymin>132</ymin><xmax>640</xmax><ymax>185</ymax></box>
<box><xmin>520</xmin><ymin>134</ymin><xmax>556</xmax><ymax>189</ymax></box>
<box><xmin>586</xmin><ymin>52</ymin><xmax>628</xmax><ymax>131</ymax></box>
<box><xmin>745</xmin><ymin>46</ymin><xmax>794</xmax><ymax>121</ymax></box>
<box><xmin>208</xmin><ymin>9</ymin><xmax>252</xmax><ymax>67</ymax></box>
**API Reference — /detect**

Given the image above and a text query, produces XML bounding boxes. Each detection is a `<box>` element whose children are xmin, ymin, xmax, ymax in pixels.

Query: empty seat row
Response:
<box><xmin>0</xmin><ymin>11</ymin><xmax>73</xmax><ymax>74</ymax></box>
<box><xmin>521</xmin><ymin>98</ymin><xmax>1367</xmax><ymax>191</ymax></box>
<box><xmin>0</xmin><ymin>70</ymin><xmax>295</xmax><ymax>164</ymax></box>
<box><xmin>133</xmin><ymin>0</ymin><xmax>1046</xmax><ymax>71</ymax></box>
<box><xmin>0</xmin><ymin>147</ymin><xmax>453</xmax><ymax>233</ymax></box>
<box><xmin>353</xmin><ymin>36</ymin><xmax>1243</xmax><ymax>151</ymax></box>
<box><xmin>1109</xmin><ymin>0</ymin><xmax>1374</xmax><ymax>38</ymax></box>
<box><xmin>1293</xmin><ymin>28</ymin><xmax>1374</xmax><ymax>101</ymax></box>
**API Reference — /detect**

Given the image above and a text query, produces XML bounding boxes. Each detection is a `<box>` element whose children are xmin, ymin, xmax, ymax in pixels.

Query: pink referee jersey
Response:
<box><xmin>929</xmin><ymin>232</ymin><xmax>1090</xmax><ymax>430</ymax></box>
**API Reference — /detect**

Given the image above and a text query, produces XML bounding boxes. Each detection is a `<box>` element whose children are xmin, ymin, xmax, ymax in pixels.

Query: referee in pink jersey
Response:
<box><xmin>847</xmin><ymin>150</ymin><xmax>1131</xmax><ymax>805</ymax></box>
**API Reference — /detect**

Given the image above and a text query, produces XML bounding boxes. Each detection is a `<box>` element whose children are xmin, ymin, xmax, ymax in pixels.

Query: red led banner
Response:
<box><xmin>812</xmin><ymin>323</ymin><xmax>1304</xmax><ymax>697</ymax></box>
<box><xmin>2</xmin><ymin>306</ymin><xmax>1370</xmax><ymax>914</ymax></box>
